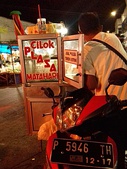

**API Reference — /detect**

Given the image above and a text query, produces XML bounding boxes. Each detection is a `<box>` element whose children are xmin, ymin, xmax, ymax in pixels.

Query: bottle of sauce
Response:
<box><xmin>37</xmin><ymin>18</ymin><xmax>46</xmax><ymax>34</ymax></box>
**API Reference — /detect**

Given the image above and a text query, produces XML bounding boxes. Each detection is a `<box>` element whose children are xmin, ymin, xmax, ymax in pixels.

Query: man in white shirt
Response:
<box><xmin>78</xmin><ymin>12</ymin><xmax>127</xmax><ymax>100</ymax></box>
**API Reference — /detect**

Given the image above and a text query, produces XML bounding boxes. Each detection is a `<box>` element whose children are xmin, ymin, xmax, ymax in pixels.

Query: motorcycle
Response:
<box><xmin>41</xmin><ymin>68</ymin><xmax>127</xmax><ymax>169</ymax></box>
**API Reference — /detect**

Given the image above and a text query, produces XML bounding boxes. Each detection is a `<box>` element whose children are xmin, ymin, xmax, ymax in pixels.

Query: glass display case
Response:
<box><xmin>18</xmin><ymin>33</ymin><xmax>62</xmax><ymax>84</ymax></box>
<box><xmin>22</xmin><ymin>38</ymin><xmax>58</xmax><ymax>82</ymax></box>
<box><xmin>62</xmin><ymin>34</ymin><xmax>84</xmax><ymax>88</ymax></box>
<box><xmin>0</xmin><ymin>44</ymin><xmax>21</xmax><ymax>85</ymax></box>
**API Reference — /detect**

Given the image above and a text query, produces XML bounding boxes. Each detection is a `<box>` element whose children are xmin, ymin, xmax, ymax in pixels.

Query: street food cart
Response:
<box><xmin>18</xmin><ymin>33</ymin><xmax>84</xmax><ymax>135</ymax></box>
<box><xmin>0</xmin><ymin>44</ymin><xmax>21</xmax><ymax>85</ymax></box>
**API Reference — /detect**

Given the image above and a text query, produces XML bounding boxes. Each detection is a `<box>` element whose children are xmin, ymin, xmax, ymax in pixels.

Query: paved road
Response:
<box><xmin>0</xmin><ymin>85</ymin><xmax>46</xmax><ymax>169</ymax></box>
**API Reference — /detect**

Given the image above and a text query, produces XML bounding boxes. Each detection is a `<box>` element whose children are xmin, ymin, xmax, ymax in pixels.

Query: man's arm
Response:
<box><xmin>84</xmin><ymin>74</ymin><xmax>98</xmax><ymax>90</ymax></box>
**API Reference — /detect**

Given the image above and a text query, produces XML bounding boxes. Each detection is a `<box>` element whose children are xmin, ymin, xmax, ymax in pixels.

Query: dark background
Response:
<box><xmin>0</xmin><ymin>0</ymin><xmax>126</xmax><ymax>34</ymax></box>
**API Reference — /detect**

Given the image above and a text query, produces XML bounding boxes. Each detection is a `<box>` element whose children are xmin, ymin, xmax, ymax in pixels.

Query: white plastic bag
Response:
<box><xmin>38</xmin><ymin>118</ymin><xmax>57</xmax><ymax>140</ymax></box>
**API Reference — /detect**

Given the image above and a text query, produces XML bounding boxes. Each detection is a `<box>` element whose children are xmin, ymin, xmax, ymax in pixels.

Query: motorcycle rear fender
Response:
<box><xmin>76</xmin><ymin>95</ymin><xmax>107</xmax><ymax>125</ymax></box>
<box><xmin>53</xmin><ymin>106</ymin><xmax>59</xmax><ymax>124</ymax></box>
<box><xmin>107</xmin><ymin>136</ymin><xmax>118</xmax><ymax>166</ymax></box>
<box><xmin>46</xmin><ymin>133</ymin><xmax>59</xmax><ymax>169</ymax></box>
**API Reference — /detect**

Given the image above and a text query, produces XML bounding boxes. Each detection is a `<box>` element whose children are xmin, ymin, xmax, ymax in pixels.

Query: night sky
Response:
<box><xmin>0</xmin><ymin>0</ymin><xmax>126</xmax><ymax>35</ymax></box>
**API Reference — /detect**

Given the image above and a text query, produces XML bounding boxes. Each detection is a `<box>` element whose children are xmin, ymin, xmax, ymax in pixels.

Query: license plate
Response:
<box><xmin>51</xmin><ymin>138</ymin><xmax>114</xmax><ymax>168</ymax></box>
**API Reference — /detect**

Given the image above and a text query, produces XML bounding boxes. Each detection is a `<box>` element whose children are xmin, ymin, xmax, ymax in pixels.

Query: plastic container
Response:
<box><xmin>37</xmin><ymin>18</ymin><xmax>46</xmax><ymax>34</ymax></box>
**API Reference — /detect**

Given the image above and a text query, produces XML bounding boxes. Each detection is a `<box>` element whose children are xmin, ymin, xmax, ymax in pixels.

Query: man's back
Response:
<box><xmin>83</xmin><ymin>32</ymin><xmax>127</xmax><ymax>100</ymax></box>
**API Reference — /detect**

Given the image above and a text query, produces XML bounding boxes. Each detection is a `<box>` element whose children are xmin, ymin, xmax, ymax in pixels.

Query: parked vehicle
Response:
<box><xmin>42</xmin><ymin>68</ymin><xmax>127</xmax><ymax>169</ymax></box>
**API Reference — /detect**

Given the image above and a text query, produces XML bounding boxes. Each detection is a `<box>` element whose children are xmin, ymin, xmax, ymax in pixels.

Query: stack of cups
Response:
<box><xmin>37</xmin><ymin>18</ymin><xmax>46</xmax><ymax>34</ymax></box>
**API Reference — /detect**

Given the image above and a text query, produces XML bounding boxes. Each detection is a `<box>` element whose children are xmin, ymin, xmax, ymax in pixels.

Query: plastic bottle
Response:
<box><xmin>37</xmin><ymin>18</ymin><xmax>46</xmax><ymax>34</ymax></box>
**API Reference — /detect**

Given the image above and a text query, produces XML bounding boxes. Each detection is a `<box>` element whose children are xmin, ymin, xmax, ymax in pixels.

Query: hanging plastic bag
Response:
<box><xmin>38</xmin><ymin>118</ymin><xmax>57</xmax><ymax>140</ymax></box>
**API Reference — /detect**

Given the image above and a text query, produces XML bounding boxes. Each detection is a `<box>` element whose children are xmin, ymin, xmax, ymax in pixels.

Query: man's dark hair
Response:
<box><xmin>78</xmin><ymin>12</ymin><xmax>101</xmax><ymax>35</ymax></box>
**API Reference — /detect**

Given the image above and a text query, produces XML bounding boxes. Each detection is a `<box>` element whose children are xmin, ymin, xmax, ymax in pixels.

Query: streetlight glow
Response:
<box><xmin>111</xmin><ymin>11</ymin><xmax>117</xmax><ymax>17</ymax></box>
